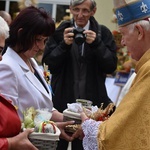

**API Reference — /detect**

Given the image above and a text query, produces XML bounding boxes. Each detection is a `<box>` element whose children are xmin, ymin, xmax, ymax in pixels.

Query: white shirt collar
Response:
<box><xmin>74</xmin><ymin>20</ymin><xmax>90</xmax><ymax>30</ymax></box>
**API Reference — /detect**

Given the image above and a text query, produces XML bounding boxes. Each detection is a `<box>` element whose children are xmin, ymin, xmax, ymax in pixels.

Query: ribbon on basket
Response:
<box><xmin>38</xmin><ymin>121</ymin><xmax>56</xmax><ymax>134</ymax></box>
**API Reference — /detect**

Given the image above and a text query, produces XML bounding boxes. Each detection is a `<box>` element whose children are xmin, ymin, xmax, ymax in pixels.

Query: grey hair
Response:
<box><xmin>70</xmin><ymin>0</ymin><xmax>96</xmax><ymax>10</ymax></box>
<box><xmin>127</xmin><ymin>19</ymin><xmax>150</xmax><ymax>33</ymax></box>
<box><xmin>0</xmin><ymin>16</ymin><xmax>9</xmax><ymax>39</ymax></box>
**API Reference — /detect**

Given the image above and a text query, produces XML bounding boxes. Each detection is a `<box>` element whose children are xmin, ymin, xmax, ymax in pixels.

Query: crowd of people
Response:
<box><xmin>1</xmin><ymin>0</ymin><xmax>150</xmax><ymax>150</ymax></box>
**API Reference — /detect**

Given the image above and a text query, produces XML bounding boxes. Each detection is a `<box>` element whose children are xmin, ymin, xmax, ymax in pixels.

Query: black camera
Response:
<box><xmin>72</xmin><ymin>27</ymin><xmax>86</xmax><ymax>45</ymax></box>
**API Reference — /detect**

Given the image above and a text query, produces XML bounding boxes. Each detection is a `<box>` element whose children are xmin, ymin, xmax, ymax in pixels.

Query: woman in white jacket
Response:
<box><xmin>0</xmin><ymin>6</ymin><xmax>74</xmax><ymax>142</ymax></box>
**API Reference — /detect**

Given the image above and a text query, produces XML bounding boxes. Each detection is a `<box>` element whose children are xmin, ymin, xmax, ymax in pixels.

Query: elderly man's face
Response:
<box><xmin>70</xmin><ymin>0</ymin><xmax>96</xmax><ymax>27</ymax></box>
<box><xmin>119</xmin><ymin>24</ymin><xmax>145</xmax><ymax>61</ymax></box>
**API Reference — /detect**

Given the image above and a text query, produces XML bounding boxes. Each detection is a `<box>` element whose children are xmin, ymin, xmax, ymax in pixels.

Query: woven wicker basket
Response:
<box><xmin>29</xmin><ymin>138</ymin><xmax>58</xmax><ymax>150</ymax></box>
<box><xmin>63</xmin><ymin>109</ymin><xmax>81</xmax><ymax>124</ymax></box>
<box><xmin>26</xmin><ymin>126</ymin><xmax>61</xmax><ymax>150</ymax></box>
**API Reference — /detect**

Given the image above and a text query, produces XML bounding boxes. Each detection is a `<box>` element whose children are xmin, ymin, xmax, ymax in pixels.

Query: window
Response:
<box><xmin>9</xmin><ymin>1</ymin><xmax>20</xmax><ymax>20</ymax></box>
<box><xmin>38</xmin><ymin>3</ymin><xmax>53</xmax><ymax>15</ymax></box>
<box><xmin>0</xmin><ymin>1</ymin><xmax>5</xmax><ymax>10</ymax></box>
<box><xmin>56</xmin><ymin>5</ymin><xmax>70</xmax><ymax>23</ymax></box>
<box><xmin>1</xmin><ymin>0</ymin><xmax>70</xmax><ymax>26</ymax></box>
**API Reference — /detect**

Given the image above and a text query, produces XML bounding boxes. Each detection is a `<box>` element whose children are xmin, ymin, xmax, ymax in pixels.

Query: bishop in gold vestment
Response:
<box><xmin>97</xmin><ymin>0</ymin><xmax>150</xmax><ymax>149</ymax></box>
<box><xmin>73</xmin><ymin>0</ymin><xmax>150</xmax><ymax>149</ymax></box>
<box><xmin>98</xmin><ymin>49</ymin><xmax>150</xmax><ymax>150</ymax></box>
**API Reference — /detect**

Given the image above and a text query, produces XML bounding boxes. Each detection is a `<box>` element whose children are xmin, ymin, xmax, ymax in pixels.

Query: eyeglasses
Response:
<box><xmin>72</xmin><ymin>8</ymin><xmax>91</xmax><ymax>16</ymax></box>
<box><xmin>0</xmin><ymin>46</ymin><xmax>4</xmax><ymax>55</ymax></box>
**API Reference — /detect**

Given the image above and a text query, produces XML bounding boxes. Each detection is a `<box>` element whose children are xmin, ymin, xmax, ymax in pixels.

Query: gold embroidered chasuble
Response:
<box><xmin>98</xmin><ymin>49</ymin><xmax>150</xmax><ymax>150</ymax></box>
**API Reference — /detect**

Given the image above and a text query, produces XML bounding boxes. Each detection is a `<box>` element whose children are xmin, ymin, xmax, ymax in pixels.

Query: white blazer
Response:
<box><xmin>0</xmin><ymin>47</ymin><xmax>53</xmax><ymax>120</ymax></box>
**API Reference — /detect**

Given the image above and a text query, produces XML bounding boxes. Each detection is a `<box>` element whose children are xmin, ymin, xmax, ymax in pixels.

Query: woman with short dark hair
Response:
<box><xmin>0</xmin><ymin>15</ymin><xmax>37</xmax><ymax>150</ymax></box>
<box><xmin>0</xmin><ymin>6</ymin><xmax>74</xmax><ymax>150</ymax></box>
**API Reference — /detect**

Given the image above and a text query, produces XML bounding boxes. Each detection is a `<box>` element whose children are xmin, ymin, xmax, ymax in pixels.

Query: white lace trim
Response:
<box><xmin>81</xmin><ymin>119</ymin><xmax>101</xmax><ymax>150</ymax></box>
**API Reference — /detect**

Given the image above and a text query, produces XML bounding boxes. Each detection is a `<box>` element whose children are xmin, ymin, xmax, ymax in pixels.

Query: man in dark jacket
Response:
<box><xmin>42</xmin><ymin>0</ymin><xmax>117</xmax><ymax>149</ymax></box>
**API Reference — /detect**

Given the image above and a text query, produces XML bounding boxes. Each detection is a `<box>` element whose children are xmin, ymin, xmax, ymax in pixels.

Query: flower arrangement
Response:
<box><xmin>43</xmin><ymin>63</ymin><xmax>51</xmax><ymax>85</ymax></box>
<box><xmin>112</xmin><ymin>30</ymin><xmax>132</xmax><ymax>73</ymax></box>
<box><xmin>43</xmin><ymin>63</ymin><xmax>54</xmax><ymax>95</ymax></box>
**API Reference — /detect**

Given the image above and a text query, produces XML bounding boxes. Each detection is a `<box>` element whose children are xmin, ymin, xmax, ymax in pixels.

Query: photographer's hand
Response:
<box><xmin>64</xmin><ymin>27</ymin><xmax>74</xmax><ymax>45</ymax></box>
<box><xmin>84</xmin><ymin>30</ymin><xmax>96</xmax><ymax>44</ymax></box>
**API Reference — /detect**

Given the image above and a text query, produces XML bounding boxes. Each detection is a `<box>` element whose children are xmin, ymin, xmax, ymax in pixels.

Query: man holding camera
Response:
<box><xmin>42</xmin><ymin>0</ymin><xmax>117</xmax><ymax>149</ymax></box>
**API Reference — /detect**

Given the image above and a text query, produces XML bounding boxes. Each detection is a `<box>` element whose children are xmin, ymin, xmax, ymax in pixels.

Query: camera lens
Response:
<box><xmin>73</xmin><ymin>28</ymin><xmax>86</xmax><ymax>45</ymax></box>
<box><xmin>75</xmin><ymin>34</ymin><xmax>85</xmax><ymax>45</ymax></box>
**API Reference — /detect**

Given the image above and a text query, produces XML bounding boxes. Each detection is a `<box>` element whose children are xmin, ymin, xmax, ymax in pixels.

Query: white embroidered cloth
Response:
<box><xmin>82</xmin><ymin>119</ymin><xmax>101</xmax><ymax>150</ymax></box>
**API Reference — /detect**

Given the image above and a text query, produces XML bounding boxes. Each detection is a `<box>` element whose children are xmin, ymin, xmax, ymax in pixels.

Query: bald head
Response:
<box><xmin>0</xmin><ymin>11</ymin><xmax>12</xmax><ymax>26</ymax></box>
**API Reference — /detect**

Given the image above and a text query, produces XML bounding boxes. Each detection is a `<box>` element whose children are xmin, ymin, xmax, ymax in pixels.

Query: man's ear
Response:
<box><xmin>91</xmin><ymin>7</ymin><xmax>96</xmax><ymax>16</ymax></box>
<box><xmin>69</xmin><ymin>6</ymin><xmax>73</xmax><ymax>14</ymax></box>
<box><xmin>135</xmin><ymin>24</ymin><xmax>144</xmax><ymax>40</ymax></box>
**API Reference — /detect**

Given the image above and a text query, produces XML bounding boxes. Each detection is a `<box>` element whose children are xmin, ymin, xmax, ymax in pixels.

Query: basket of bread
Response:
<box><xmin>63</xmin><ymin>99</ymin><xmax>115</xmax><ymax>133</ymax></box>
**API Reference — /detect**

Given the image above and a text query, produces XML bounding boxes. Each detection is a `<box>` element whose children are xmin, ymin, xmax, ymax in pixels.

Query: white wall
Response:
<box><xmin>94</xmin><ymin>0</ymin><xmax>118</xmax><ymax>31</ymax></box>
